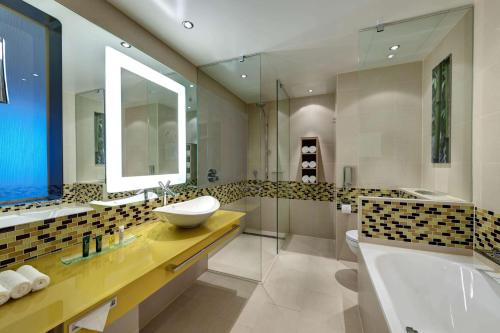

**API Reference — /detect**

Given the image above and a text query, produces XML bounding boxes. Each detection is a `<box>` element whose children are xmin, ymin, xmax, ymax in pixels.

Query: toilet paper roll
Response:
<box><xmin>0</xmin><ymin>284</ymin><xmax>10</xmax><ymax>306</ymax></box>
<box><xmin>16</xmin><ymin>265</ymin><xmax>50</xmax><ymax>292</ymax></box>
<box><xmin>0</xmin><ymin>270</ymin><xmax>31</xmax><ymax>299</ymax></box>
<box><xmin>74</xmin><ymin>298</ymin><xmax>113</xmax><ymax>332</ymax></box>
<box><xmin>308</xmin><ymin>146</ymin><xmax>317</xmax><ymax>153</ymax></box>
<box><xmin>309</xmin><ymin>161</ymin><xmax>317</xmax><ymax>168</ymax></box>
<box><xmin>341</xmin><ymin>204</ymin><xmax>352</xmax><ymax>214</ymax></box>
<box><xmin>302</xmin><ymin>175</ymin><xmax>310</xmax><ymax>183</ymax></box>
<box><xmin>301</xmin><ymin>161</ymin><xmax>310</xmax><ymax>168</ymax></box>
<box><xmin>309</xmin><ymin>175</ymin><xmax>317</xmax><ymax>183</ymax></box>
<box><xmin>301</xmin><ymin>146</ymin><xmax>310</xmax><ymax>154</ymax></box>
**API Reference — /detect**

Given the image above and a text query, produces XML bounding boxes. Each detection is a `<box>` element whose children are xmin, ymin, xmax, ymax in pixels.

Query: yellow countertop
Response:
<box><xmin>0</xmin><ymin>210</ymin><xmax>244</xmax><ymax>333</ymax></box>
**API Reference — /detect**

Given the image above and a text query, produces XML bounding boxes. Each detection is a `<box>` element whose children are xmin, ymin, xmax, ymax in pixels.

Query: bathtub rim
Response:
<box><xmin>359</xmin><ymin>242</ymin><xmax>492</xmax><ymax>333</ymax></box>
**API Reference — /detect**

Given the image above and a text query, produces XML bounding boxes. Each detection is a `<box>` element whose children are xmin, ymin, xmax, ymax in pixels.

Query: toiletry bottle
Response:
<box><xmin>108</xmin><ymin>231</ymin><xmax>115</xmax><ymax>247</ymax></box>
<box><xmin>118</xmin><ymin>225</ymin><xmax>125</xmax><ymax>245</ymax></box>
<box><xmin>95</xmin><ymin>235</ymin><xmax>102</xmax><ymax>253</ymax></box>
<box><xmin>82</xmin><ymin>235</ymin><xmax>90</xmax><ymax>258</ymax></box>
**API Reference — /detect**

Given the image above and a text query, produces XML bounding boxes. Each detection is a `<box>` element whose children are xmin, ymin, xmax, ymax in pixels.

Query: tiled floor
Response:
<box><xmin>208</xmin><ymin>233</ymin><xmax>277</xmax><ymax>281</ymax></box>
<box><xmin>142</xmin><ymin>235</ymin><xmax>363</xmax><ymax>333</ymax></box>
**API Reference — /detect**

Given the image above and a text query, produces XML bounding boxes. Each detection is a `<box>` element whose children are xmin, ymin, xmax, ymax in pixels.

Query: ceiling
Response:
<box><xmin>107</xmin><ymin>0</ymin><xmax>472</xmax><ymax>100</ymax></box>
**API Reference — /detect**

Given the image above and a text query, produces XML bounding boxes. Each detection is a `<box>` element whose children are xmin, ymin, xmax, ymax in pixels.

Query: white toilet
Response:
<box><xmin>345</xmin><ymin>230</ymin><xmax>359</xmax><ymax>255</ymax></box>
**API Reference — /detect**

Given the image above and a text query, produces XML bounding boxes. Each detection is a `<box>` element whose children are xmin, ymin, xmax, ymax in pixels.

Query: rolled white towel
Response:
<box><xmin>302</xmin><ymin>175</ymin><xmax>310</xmax><ymax>183</ymax></box>
<box><xmin>16</xmin><ymin>265</ymin><xmax>50</xmax><ymax>292</ymax></box>
<box><xmin>301</xmin><ymin>146</ymin><xmax>310</xmax><ymax>154</ymax></box>
<box><xmin>309</xmin><ymin>175</ymin><xmax>317</xmax><ymax>183</ymax></box>
<box><xmin>0</xmin><ymin>270</ymin><xmax>31</xmax><ymax>299</ymax></box>
<box><xmin>0</xmin><ymin>283</ymin><xmax>10</xmax><ymax>306</ymax></box>
<box><xmin>301</xmin><ymin>161</ymin><xmax>310</xmax><ymax>168</ymax></box>
<box><xmin>309</xmin><ymin>161</ymin><xmax>317</xmax><ymax>168</ymax></box>
<box><xmin>308</xmin><ymin>146</ymin><xmax>317</xmax><ymax>153</ymax></box>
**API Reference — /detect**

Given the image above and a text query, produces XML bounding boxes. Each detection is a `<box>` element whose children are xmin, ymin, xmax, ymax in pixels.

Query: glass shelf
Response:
<box><xmin>60</xmin><ymin>235</ymin><xmax>140</xmax><ymax>265</ymax></box>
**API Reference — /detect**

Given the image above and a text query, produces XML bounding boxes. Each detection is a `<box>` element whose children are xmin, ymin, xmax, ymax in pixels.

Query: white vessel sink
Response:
<box><xmin>153</xmin><ymin>196</ymin><xmax>220</xmax><ymax>228</ymax></box>
<box><xmin>89</xmin><ymin>192</ymin><xmax>158</xmax><ymax>209</ymax></box>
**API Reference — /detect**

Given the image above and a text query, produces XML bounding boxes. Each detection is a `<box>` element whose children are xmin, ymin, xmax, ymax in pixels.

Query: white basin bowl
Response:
<box><xmin>153</xmin><ymin>196</ymin><xmax>220</xmax><ymax>228</ymax></box>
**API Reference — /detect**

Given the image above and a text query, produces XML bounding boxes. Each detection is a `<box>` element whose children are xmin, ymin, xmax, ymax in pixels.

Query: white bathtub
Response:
<box><xmin>359</xmin><ymin>243</ymin><xmax>500</xmax><ymax>333</ymax></box>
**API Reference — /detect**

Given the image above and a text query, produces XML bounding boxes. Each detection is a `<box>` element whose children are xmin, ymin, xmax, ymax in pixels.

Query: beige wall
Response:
<box><xmin>246</xmin><ymin>94</ymin><xmax>336</xmax><ymax>183</ymax></box>
<box><xmin>336</xmin><ymin>62</ymin><xmax>423</xmax><ymax>188</ymax></box>
<box><xmin>473</xmin><ymin>0</ymin><xmax>500</xmax><ymax>213</ymax></box>
<box><xmin>245</xmin><ymin>94</ymin><xmax>336</xmax><ymax>238</ymax></box>
<box><xmin>422</xmin><ymin>11</ymin><xmax>473</xmax><ymax>201</ymax></box>
<box><xmin>290</xmin><ymin>94</ymin><xmax>336</xmax><ymax>183</ymax></box>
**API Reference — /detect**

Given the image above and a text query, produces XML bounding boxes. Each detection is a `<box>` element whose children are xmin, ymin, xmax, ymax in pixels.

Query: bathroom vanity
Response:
<box><xmin>0</xmin><ymin>210</ymin><xmax>243</xmax><ymax>333</ymax></box>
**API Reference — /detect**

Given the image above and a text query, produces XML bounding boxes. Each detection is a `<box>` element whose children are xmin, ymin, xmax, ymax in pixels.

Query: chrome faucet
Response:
<box><xmin>158</xmin><ymin>180</ymin><xmax>176</xmax><ymax>205</ymax></box>
<box><xmin>136</xmin><ymin>188</ymin><xmax>153</xmax><ymax>205</ymax></box>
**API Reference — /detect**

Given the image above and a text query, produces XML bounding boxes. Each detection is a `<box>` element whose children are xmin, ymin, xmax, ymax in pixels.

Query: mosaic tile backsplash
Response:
<box><xmin>475</xmin><ymin>207</ymin><xmax>500</xmax><ymax>252</ymax></box>
<box><xmin>335</xmin><ymin>187</ymin><xmax>418</xmax><ymax>212</ymax></box>
<box><xmin>1</xmin><ymin>179</ymin><xmax>498</xmax><ymax>268</ymax></box>
<box><xmin>360</xmin><ymin>197</ymin><xmax>474</xmax><ymax>249</ymax></box>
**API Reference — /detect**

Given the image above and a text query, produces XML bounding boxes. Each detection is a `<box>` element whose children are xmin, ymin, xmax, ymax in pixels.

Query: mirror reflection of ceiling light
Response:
<box><xmin>182</xmin><ymin>20</ymin><xmax>194</xmax><ymax>29</ymax></box>
<box><xmin>189</xmin><ymin>84</ymin><xmax>194</xmax><ymax>88</ymax></box>
<box><xmin>308</xmin><ymin>89</ymin><xmax>313</xmax><ymax>93</ymax></box>
<box><xmin>241</xmin><ymin>74</ymin><xmax>248</xmax><ymax>79</ymax></box>
<box><xmin>120</xmin><ymin>41</ymin><xmax>131</xmax><ymax>48</ymax></box>
<box><xmin>389</xmin><ymin>45</ymin><xmax>400</xmax><ymax>51</ymax></box>
<box><xmin>388</xmin><ymin>54</ymin><xmax>395</xmax><ymax>59</ymax></box>
<box><xmin>32</xmin><ymin>73</ymin><xmax>39</xmax><ymax>77</ymax></box>
<box><xmin>188</xmin><ymin>106</ymin><xmax>191</xmax><ymax>109</ymax></box>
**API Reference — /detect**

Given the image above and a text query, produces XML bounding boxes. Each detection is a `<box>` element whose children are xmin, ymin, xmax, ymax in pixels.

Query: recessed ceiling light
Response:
<box><xmin>241</xmin><ymin>74</ymin><xmax>248</xmax><ymax>79</ymax></box>
<box><xmin>188</xmin><ymin>106</ymin><xmax>191</xmax><ymax>109</ymax></box>
<box><xmin>32</xmin><ymin>73</ymin><xmax>39</xmax><ymax>77</ymax></box>
<box><xmin>308</xmin><ymin>89</ymin><xmax>313</xmax><ymax>93</ymax></box>
<box><xmin>388</xmin><ymin>54</ymin><xmax>395</xmax><ymax>59</ymax></box>
<box><xmin>182</xmin><ymin>20</ymin><xmax>194</xmax><ymax>29</ymax></box>
<box><xmin>120</xmin><ymin>41</ymin><xmax>131</xmax><ymax>48</ymax></box>
<box><xmin>21</xmin><ymin>78</ymin><xmax>26</xmax><ymax>81</ymax></box>
<box><xmin>189</xmin><ymin>84</ymin><xmax>194</xmax><ymax>88</ymax></box>
<box><xmin>389</xmin><ymin>45</ymin><xmax>400</xmax><ymax>51</ymax></box>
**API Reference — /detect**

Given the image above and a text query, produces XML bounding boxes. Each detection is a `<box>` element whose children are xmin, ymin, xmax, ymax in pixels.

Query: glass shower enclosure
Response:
<box><xmin>199</xmin><ymin>54</ymin><xmax>291</xmax><ymax>281</ymax></box>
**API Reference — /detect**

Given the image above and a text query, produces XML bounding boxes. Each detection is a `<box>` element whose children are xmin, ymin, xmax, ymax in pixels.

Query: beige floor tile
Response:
<box><xmin>141</xmin><ymin>235</ymin><xmax>362</xmax><ymax>333</ymax></box>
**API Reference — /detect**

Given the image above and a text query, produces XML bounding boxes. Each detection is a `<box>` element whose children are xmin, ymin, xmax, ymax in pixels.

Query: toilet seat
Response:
<box><xmin>346</xmin><ymin>230</ymin><xmax>358</xmax><ymax>243</ymax></box>
<box><xmin>345</xmin><ymin>230</ymin><xmax>360</xmax><ymax>256</ymax></box>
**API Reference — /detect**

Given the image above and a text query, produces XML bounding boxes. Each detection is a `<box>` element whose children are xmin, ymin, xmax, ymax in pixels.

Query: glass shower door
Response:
<box><xmin>276</xmin><ymin>80</ymin><xmax>290</xmax><ymax>252</ymax></box>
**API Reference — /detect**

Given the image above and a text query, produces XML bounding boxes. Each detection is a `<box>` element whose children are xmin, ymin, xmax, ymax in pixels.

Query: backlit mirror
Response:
<box><xmin>105</xmin><ymin>47</ymin><xmax>186</xmax><ymax>193</ymax></box>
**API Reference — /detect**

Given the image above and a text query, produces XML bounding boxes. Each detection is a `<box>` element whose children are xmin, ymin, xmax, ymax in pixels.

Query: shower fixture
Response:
<box><xmin>0</xmin><ymin>38</ymin><xmax>9</xmax><ymax>104</ymax></box>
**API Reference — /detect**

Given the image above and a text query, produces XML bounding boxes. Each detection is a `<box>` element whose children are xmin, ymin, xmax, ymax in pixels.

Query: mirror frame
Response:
<box><xmin>105</xmin><ymin>47</ymin><xmax>186</xmax><ymax>192</ymax></box>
